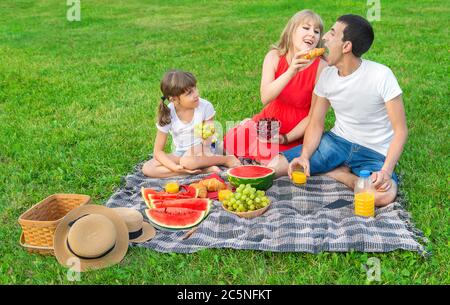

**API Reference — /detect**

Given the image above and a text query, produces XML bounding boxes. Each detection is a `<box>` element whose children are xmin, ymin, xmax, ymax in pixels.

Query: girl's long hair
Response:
<box><xmin>272</xmin><ymin>10</ymin><xmax>324</xmax><ymax>56</ymax></box>
<box><xmin>157</xmin><ymin>70</ymin><xmax>197</xmax><ymax>126</ymax></box>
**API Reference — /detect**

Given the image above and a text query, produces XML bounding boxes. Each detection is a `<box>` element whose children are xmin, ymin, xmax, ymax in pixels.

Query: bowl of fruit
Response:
<box><xmin>221</xmin><ymin>184</ymin><xmax>271</xmax><ymax>219</ymax></box>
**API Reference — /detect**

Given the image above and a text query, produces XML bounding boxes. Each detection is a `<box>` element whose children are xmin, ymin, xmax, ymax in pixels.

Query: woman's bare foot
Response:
<box><xmin>225</xmin><ymin>156</ymin><xmax>242</xmax><ymax>168</ymax></box>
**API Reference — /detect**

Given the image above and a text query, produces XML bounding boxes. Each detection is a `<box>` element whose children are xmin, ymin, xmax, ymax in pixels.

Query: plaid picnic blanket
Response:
<box><xmin>105</xmin><ymin>161</ymin><xmax>428</xmax><ymax>255</ymax></box>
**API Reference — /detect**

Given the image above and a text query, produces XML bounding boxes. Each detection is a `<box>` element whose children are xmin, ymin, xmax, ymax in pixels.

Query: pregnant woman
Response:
<box><xmin>224</xmin><ymin>9</ymin><xmax>327</xmax><ymax>164</ymax></box>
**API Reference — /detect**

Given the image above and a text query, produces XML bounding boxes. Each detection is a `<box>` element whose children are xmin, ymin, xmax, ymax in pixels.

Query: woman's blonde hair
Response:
<box><xmin>158</xmin><ymin>70</ymin><xmax>197</xmax><ymax>126</ymax></box>
<box><xmin>272</xmin><ymin>10</ymin><xmax>324</xmax><ymax>56</ymax></box>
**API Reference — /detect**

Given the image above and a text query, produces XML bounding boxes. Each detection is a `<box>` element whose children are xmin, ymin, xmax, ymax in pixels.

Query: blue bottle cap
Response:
<box><xmin>359</xmin><ymin>170</ymin><xmax>371</xmax><ymax>178</ymax></box>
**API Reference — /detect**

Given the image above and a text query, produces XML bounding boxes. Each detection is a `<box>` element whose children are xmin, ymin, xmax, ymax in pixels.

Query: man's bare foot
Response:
<box><xmin>225</xmin><ymin>156</ymin><xmax>242</xmax><ymax>168</ymax></box>
<box><xmin>324</xmin><ymin>166</ymin><xmax>357</xmax><ymax>189</ymax></box>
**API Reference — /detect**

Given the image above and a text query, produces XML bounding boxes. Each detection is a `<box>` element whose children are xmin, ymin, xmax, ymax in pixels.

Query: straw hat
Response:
<box><xmin>112</xmin><ymin>208</ymin><xmax>156</xmax><ymax>243</ymax></box>
<box><xmin>53</xmin><ymin>205</ymin><xmax>129</xmax><ymax>272</ymax></box>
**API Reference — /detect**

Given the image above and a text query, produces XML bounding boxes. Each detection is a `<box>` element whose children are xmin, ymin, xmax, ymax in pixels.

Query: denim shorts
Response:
<box><xmin>281</xmin><ymin>132</ymin><xmax>399</xmax><ymax>183</ymax></box>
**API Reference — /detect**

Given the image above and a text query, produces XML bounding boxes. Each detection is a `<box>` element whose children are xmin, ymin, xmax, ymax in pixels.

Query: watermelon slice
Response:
<box><xmin>145</xmin><ymin>204</ymin><xmax>210</xmax><ymax>230</ymax></box>
<box><xmin>141</xmin><ymin>186</ymin><xmax>198</xmax><ymax>207</ymax></box>
<box><xmin>149</xmin><ymin>198</ymin><xmax>211</xmax><ymax>211</ymax></box>
<box><xmin>227</xmin><ymin>165</ymin><xmax>275</xmax><ymax>190</ymax></box>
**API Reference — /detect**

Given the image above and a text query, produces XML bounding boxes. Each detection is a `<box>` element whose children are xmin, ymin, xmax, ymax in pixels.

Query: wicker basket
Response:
<box><xmin>19</xmin><ymin>232</ymin><xmax>54</xmax><ymax>256</ymax></box>
<box><xmin>18</xmin><ymin>194</ymin><xmax>91</xmax><ymax>254</ymax></box>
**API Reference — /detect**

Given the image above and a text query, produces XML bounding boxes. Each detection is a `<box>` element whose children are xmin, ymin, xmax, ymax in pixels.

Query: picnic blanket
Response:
<box><xmin>105</xmin><ymin>161</ymin><xmax>428</xmax><ymax>256</ymax></box>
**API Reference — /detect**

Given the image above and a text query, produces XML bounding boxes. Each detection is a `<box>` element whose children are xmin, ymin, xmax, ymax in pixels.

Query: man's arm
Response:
<box><xmin>288</xmin><ymin>94</ymin><xmax>330</xmax><ymax>177</ymax></box>
<box><xmin>373</xmin><ymin>94</ymin><xmax>408</xmax><ymax>190</ymax></box>
<box><xmin>301</xmin><ymin>94</ymin><xmax>330</xmax><ymax>160</ymax></box>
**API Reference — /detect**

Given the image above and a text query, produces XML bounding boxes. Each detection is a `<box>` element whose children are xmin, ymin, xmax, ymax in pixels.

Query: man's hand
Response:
<box><xmin>371</xmin><ymin>169</ymin><xmax>393</xmax><ymax>192</ymax></box>
<box><xmin>288</xmin><ymin>156</ymin><xmax>310</xmax><ymax>179</ymax></box>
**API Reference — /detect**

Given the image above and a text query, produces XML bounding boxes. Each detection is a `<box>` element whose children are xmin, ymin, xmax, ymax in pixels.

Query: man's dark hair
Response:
<box><xmin>337</xmin><ymin>14</ymin><xmax>374</xmax><ymax>57</ymax></box>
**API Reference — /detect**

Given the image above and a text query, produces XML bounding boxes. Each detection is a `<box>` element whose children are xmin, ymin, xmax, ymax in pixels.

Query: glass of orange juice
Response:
<box><xmin>291</xmin><ymin>164</ymin><xmax>307</xmax><ymax>186</ymax></box>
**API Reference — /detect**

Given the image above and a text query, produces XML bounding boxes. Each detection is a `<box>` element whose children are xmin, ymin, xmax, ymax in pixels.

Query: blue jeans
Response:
<box><xmin>281</xmin><ymin>132</ymin><xmax>399</xmax><ymax>183</ymax></box>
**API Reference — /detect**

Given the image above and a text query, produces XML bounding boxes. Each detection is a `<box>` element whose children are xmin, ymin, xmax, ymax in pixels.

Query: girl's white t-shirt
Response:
<box><xmin>156</xmin><ymin>98</ymin><xmax>215</xmax><ymax>153</ymax></box>
<box><xmin>314</xmin><ymin>59</ymin><xmax>403</xmax><ymax>156</ymax></box>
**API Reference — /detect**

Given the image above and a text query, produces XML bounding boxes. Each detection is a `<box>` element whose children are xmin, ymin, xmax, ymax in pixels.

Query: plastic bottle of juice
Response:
<box><xmin>354</xmin><ymin>170</ymin><xmax>375</xmax><ymax>217</ymax></box>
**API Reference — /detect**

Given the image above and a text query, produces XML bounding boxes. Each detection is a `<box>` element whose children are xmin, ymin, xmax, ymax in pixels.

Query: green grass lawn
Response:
<box><xmin>0</xmin><ymin>0</ymin><xmax>448</xmax><ymax>284</ymax></box>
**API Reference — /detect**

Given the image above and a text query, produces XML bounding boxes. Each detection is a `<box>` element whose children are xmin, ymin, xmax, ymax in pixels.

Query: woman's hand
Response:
<box><xmin>259</xmin><ymin>133</ymin><xmax>288</xmax><ymax>145</ymax></box>
<box><xmin>287</xmin><ymin>50</ymin><xmax>312</xmax><ymax>76</ymax></box>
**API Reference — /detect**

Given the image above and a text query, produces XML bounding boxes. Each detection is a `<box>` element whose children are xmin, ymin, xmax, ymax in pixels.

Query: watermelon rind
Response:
<box><xmin>144</xmin><ymin>200</ymin><xmax>212</xmax><ymax>230</ymax></box>
<box><xmin>227</xmin><ymin>165</ymin><xmax>275</xmax><ymax>190</ymax></box>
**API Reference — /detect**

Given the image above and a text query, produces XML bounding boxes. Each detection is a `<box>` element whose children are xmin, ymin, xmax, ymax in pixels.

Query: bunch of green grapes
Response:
<box><xmin>194</xmin><ymin>122</ymin><xmax>215</xmax><ymax>140</ymax></box>
<box><xmin>223</xmin><ymin>184</ymin><xmax>270</xmax><ymax>213</ymax></box>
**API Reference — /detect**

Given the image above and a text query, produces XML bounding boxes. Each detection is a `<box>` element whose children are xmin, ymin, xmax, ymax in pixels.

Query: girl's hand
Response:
<box><xmin>174</xmin><ymin>165</ymin><xmax>201</xmax><ymax>175</ymax></box>
<box><xmin>287</xmin><ymin>50</ymin><xmax>312</xmax><ymax>76</ymax></box>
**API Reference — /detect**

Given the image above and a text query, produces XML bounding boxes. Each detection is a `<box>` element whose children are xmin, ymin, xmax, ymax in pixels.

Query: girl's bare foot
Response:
<box><xmin>204</xmin><ymin>166</ymin><xmax>222</xmax><ymax>173</ymax></box>
<box><xmin>225</xmin><ymin>156</ymin><xmax>242</xmax><ymax>168</ymax></box>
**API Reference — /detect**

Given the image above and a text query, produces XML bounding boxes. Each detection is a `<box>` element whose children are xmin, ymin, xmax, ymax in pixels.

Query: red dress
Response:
<box><xmin>224</xmin><ymin>55</ymin><xmax>320</xmax><ymax>163</ymax></box>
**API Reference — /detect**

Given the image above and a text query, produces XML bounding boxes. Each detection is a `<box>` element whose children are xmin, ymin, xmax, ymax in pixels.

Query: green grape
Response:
<box><xmin>245</xmin><ymin>184</ymin><xmax>252</xmax><ymax>189</ymax></box>
<box><xmin>261</xmin><ymin>201</ymin><xmax>268</xmax><ymax>207</ymax></box>
<box><xmin>227</xmin><ymin>206</ymin><xmax>234</xmax><ymax>211</ymax></box>
<box><xmin>223</xmin><ymin>200</ymin><xmax>229</xmax><ymax>206</ymax></box>
<box><xmin>247</xmin><ymin>199</ymin><xmax>254</xmax><ymax>205</ymax></box>
<box><xmin>255</xmin><ymin>197</ymin><xmax>261</xmax><ymax>203</ymax></box>
<box><xmin>230</xmin><ymin>198</ymin><xmax>236</xmax><ymax>204</ymax></box>
<box><xmin>249</xmin><ymin>205</ymin><xmax>255</xmax><ymax>211</ymax></box>
<box><xmin>241</xmin><ymin>195</ymin><xmax>247</xmax><ymax>201</ymax></box>
<box><xmin>249</xmin><ymin>194</ymin><xmax>255</xmax><ymax>200</ymax></box>
<box><xmin>235</xmin><ymin>193</ymin><xmax>241</xmax><ymax>199</ymax></box>
<box><xmin>238</xmin><ymin>204</ymin><xmax>244</xmax><ymax>210</ymax></box>
<box><xmin>233</xmin><ymin>204</ymin><xmax>239</xmax><ymax>209</ymax></box>
<box><xmin>257</xmin><ymin>190</ymin><xmax>265</xmax><ymax>196</ymax></box>
<box><xmin>243</xmin><ymin>189</ymin><xmax>249</xmax><ymax>195</ymax></box>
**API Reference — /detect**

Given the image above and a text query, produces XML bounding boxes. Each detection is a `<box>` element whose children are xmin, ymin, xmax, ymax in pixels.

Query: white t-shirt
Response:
<box><xmin>156</xmin><ymin>98</ymin><xmax>216</xmax><ymax>153</ymax></box>
<box><xmin>314</xmin><ymin>59</ymin><xmax>403</xmax><ymax>156</ymax></box>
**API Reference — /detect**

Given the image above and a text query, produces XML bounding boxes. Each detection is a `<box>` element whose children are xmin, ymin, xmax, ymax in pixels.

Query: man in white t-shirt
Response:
<box><xmin>268</xmin><ymin>14</ymin><xmax>408</xmax><ymax>206</ymax></box>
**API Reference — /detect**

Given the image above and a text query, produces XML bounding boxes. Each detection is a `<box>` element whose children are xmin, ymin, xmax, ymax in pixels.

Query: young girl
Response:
<box><xmin>142</xmin><ymin>70</ymin><xmax>241</xmax><ymax>178</ymax></box>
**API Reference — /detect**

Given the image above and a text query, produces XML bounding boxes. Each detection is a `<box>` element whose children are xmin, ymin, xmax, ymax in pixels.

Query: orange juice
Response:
<box><xmin>165</xmin><ymin>182</ymin><xmax>180</xmax><ymax>194</ymax></box>
<box><xmin>354</xmin><ymin>192</ymin><xmax>375</xmax><ymax>217</ymax></box>
<box><xmin>292</xmin><ymin>171</ymin><xmax>307</xmax><ymax>185</ymax></box>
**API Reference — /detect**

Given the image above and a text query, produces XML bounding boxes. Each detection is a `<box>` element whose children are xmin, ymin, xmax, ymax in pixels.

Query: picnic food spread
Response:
<box><xmin>164</xmin><ymin>182</ymin><xmax>180</xmax><ymax>194</ymax></box>
<box><xmin>188</xmin><ymin>182</ymin><xmax>208</xmax><ymax>198</ymax></box>
<box><xmin>227</xmin><ymin>165</ymin><xmax>275</xmax><ymax>190</ymax></box>
<box><xmin>141</xmin><ymin>186</ymin><xmax>198</xmax><ymax>207</ymax></box>
<box><xmin>222</xmin><ymin>184</ymin><xmax>270</xmax><ymax>212</ymax></box>
<box><xmin>194</xmin><ymin>121</ymin><xmax>215</xmax><ymax>140</ymax></box>
<box><xmin>145</xmin><ymin>203</ymin><xmax>211</xmax><ymax>230</ymax></box>
<box><xmin>301</xmin><ymin>47</ymin><xmax>326</xmax><ymax>60</ymax></box>
<box><xmin>291</xmin><ymin>171</ymin><xmax>307</xmax><ymax>185</ymax></box>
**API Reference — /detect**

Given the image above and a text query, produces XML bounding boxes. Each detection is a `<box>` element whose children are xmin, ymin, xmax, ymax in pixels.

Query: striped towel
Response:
<box><xmin>105</xmin><ymin>162</ymin><xmax>428</xmax><ymax>255</ymax></box>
